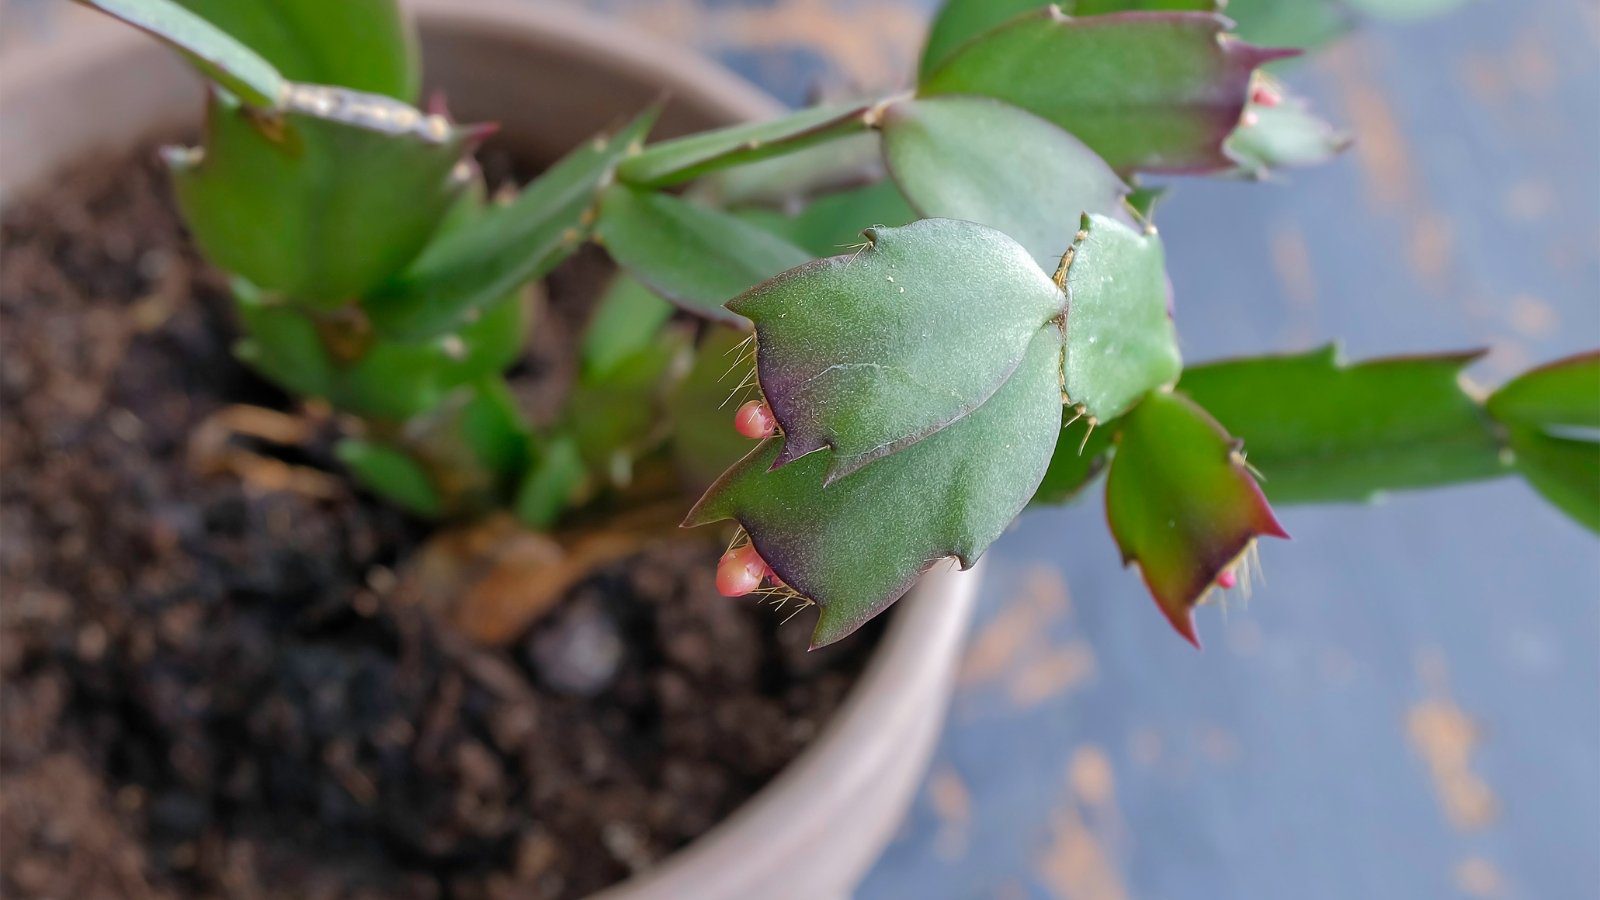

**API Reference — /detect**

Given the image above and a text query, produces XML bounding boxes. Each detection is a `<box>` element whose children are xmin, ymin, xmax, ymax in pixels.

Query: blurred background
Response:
<box><xmin>4</xmin><ymin>0</ymin><xmax>1597</xmax><ymax>897</ymax></box>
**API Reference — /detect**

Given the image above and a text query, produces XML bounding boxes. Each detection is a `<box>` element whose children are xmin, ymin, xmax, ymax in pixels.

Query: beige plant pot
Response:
<box><xmin>0</xmin><ymin>2</ymin><xmax>978</xmax><ymax>898</ymax></box>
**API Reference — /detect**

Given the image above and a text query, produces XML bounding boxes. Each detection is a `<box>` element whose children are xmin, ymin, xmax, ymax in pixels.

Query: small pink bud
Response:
<box><xmin>1216</xmin><ymin>569</ymin><xmax>1238</xmax><ymax>590</ymax></box>
<box><xmin>1251</xmin><ymin>85</ymin><xmax>1281</xmax><ymax>108</ymax></box>
<box><xmin>733</xmin><ymin>400</ymin><xmax>777</xmax><ymax>439</ymax></box>
<box><xmin>1241</xmin><ymin>110</ymin><xmax>1260</xmax><ymax>128</ymax></box>
<box><xmin>716</xmin><ymin>544</ymin><xmax>767</xmax><ymax>597</ymax></box>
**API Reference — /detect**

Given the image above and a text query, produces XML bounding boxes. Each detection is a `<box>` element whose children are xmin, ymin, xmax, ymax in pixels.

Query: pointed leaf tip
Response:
<box><xmin>1105</xmin><ymin>390</ymin><xmax>1288</xmax><ymax>645</ymax></box>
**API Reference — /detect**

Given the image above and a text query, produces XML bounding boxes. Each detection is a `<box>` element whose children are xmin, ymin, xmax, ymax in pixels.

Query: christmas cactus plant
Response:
<box><xmin>78</xmin><ymin>0</ymin><xmax>1598</xmax><ymax>649</ymax></box>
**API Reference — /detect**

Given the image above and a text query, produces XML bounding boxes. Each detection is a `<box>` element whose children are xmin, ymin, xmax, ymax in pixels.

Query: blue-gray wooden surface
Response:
<box><xmin>570</xmin><ymin>1</ymin><xmax>1599</xmax><ymax>897</ymax></box>
<box><xmin>5</xmin><ymin>0</ymin><xmax>1594</xmax><ymax>896</ymax></box>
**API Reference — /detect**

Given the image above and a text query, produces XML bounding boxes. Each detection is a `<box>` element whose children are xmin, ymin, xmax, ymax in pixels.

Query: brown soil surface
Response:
<box><xmin>0</xmin><ymin>146</ymin><xmax>876</xmax><ymax>899</ymax></box>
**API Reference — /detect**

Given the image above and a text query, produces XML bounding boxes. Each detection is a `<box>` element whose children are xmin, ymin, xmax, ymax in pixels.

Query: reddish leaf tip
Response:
<box><xmin>1165</xmin><ymin>604</ymin><xmax>1202</xmax><ymax>649</ymax></box>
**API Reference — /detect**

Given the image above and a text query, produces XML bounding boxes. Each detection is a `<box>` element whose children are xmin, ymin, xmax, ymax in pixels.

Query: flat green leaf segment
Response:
<box><xmin>687</xmin><ymin>329</ymin><xmax>1064</xmax><ymax>647</ymax></box>
<box><xmin>1225</xmin><ymin>83</ymin><xmax>1352</xmax><ymax>177</ymax></box>
<box><xmin>172</xmin><ymin>88</ymin><xmax>468</xmax><ymax>307</ymax></box>
<box><xmin>617</xmin><ymin>104</ymin><xmax>873</xmax><ymax>188</ymax></box>
<box><xmin>881</xmin><ymin>96</ymin><xmax>1132</xmax><ymax>269</ymax></box>
<box><xmin>736</xmin><ymin>179</ymin><xmax>917</xmax><ymax>259</ymax></box>
<box><xmin>1061</xmin><ymin>214</ymin><xmax>1181</xmax><ymax>422</ymax></box>
<box><xmin>174</xmin><ymin>0</ymin><xmax>418</xmax><ymax>101</ymax></box>
<box><xmin>581</xmin><ymin>274</ymin><xmax>676</xmax><ymax>380</ymax></box>
<box><xmin>1507</xmin><ymin>427</ymin><xmax>1600</xmax><ymax>534</ymax></box>
<box><xmin>566</xmin><ymin>331</ymin><xmax>689</xmax><ymax>489</ymax></box>
<box><xmin>918</xmin><ymin>0</ymin><xmax>1217</xmax><ymax>79</ymax></box>
<box><xmin>236</xmin><ymin>283</ymin><xmax>525</xmax><ymax>421</ymax></box>
<box><xmin>75</xmin><ymin>0</ymin><xmax>285</xmax><ymax>108</ymax></box>
<box><xmin>1487</xmin><ymin>351</ymin><xmax>1600</xmax><ymax>432</ymax></box>
<box><xmin>1179</xmin><ymin>346</ymin><xmax>1509</xmax><ymax>503</ymax></box>
<box><xmin>1105</xmin><ymin>391</ymin><xmax>1287</xmax><ymax>646</ymax></box>
<box><xmin>372</xmin><ymin>109</ymin><xmax>658</xmax><ymax>340</ymax></box>
<box><xmin>337</xmin><ymin>439</ymin><xmax>442</xmax><ymax>517</ymax></box>
<box><xmin>729</xmin><ymin>218</ymin><xmax>1065</xmax><ymax>481</ymax></box>
<box><xmin>1486</xmin><ymin>351</ymin><xmax>1600</xmax><ymax>534</ymax></box>
<box><xmin>705</xmin><ymin>131</ymin><xmax>885</xmax><ymax>207</ymax></box>
<box><xmin>669</xmin><ymin>327</ymin><xmax>763</xmax><ymax>492</ymax></box>
<box><xmin>920</xmin><ymin>10</ymin><xmax>1294</xmax><ymax>173</ymax></box>
<box><xmin>597</xmin><ymin>185</ymin><xmax>812</xmax><ymax>326</ymax></box>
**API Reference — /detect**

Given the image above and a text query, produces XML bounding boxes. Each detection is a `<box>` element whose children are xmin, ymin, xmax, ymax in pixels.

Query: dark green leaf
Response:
<box><xmin>75</xmin><ymin>0</ymin><xmax>285</xmax><ymax>107</ymax></box>
<box><xmin>881</xmin><ymin>96</ymin><xmax>1131</xmax><ymax>269</ymax></box>
<box><xmin>230</xmin><ymin>279</ymin><xmax>334</xmax><ymax>398</ymax></box>
<box><xmin>1124</xmin><ymin>183</ymin><xmax>1168</xmax><ymax>223</ymax></box>
<box><xmin>580</xmin><ymin>274</ymin><xmax>677</xmax><ymax>380</ymax></box>
<box><xmin>1062</xmin><ymin>213</ymin><xmax>1182</xmax><ymax>422</ymax></box>
<box><xmin>668</xmin><ymin>326</ymin><xmax>762</xmax><ymax>492</ymax></box>
<box><xmin>566</xmin><ymin>330</ymin><xmax>690</xmax><ymax>487</ymax></box>
<box><xmin>736</xmin><ymin>178</ymin><xmax>917</xmax><ymax>258</ymax></box>
<box><xmin>1180</xmin><ymin>346</ymin><xmax>1509</xmax><ymax>503</ymax></box>
<box><xmin>455</xmin><ymin>379</ymin><xmax>534</xmax><ymax>488</ymax></box>
<box><xmin>1508</xmin><ymin>427</ymin><xmax>1600</xmax><ymax>534</ymax></box>
<box><xmin>172</xmin><ymin>87</ymin><xmax>468</xmax><ymax>307</ymax></box>
<box><xmin>702</xmin><ymin>131</ymin><xmax>885</xmax><ymax>207</ymax></box>
<box><xmin>237</xmin><ymin>287</ymin><xmax>527</xmax><ymax>422</ymax></box>
<box><xmin>919</xmin><ymin>0</ymin><xmax>1044</xmax><ymax>80</ymax></box>
<box><xmin>729</xmin><ymin>218</ymin><xmax>1065</xmax><ymax>481</ymax></box>
<box><xmin>1032</xmin><ymin>410</ymin><xmax>1115</xmax><ymax>504</ymax></box>
<box><xmin>686</xmin><ymin>328</ymin><xmax>1064</xmax><ymax>647</ymax></box>
<box><xmin>1225</xmin><ymin>83</ymin><xmax>1352</xmax><ymax>177</ymax></box>
<box><xmin>515</xmin><ymin>435</ymin><xmax>587</xmax><ymax>529</ymax></box>
<box><xmin>596</xmin><ymin>185</ymin><xmax>811</xmax><ymax>326</ymax></box>
<box><xmin>1222</xmin><ymin>0</ymin><xmax>1353</xmax><ymax>50</ymax></box>
<box><xmin>919</xmin><ymin>0</ymin><xmax>1218</xmax><ymax>80</ymax></box>
<box><xmin>617</xmin><ymin>104</ymin><xmax>873</xmax><ymax>188</ymax></box>
<box><xmin>1487</xmin><ymin>350</ymin><xmax>1600</xmax><ymax>432</ymax></box>
<box><xmin>371</xmin><ymin>107</ymin><xmax>659</xmax><ymax>340</ymax></box>
<box><xmin>337</xmin><ymin>439</ymin><xmax>442</xmax><ymax>517</ymax></box>
<box><xmin>1105</xmin><ymin>390</ymin><xmax>1288</xmax><ymax>646</ymax></box>
<box><xmin>174</xmin><ymin>0</ymin><xmax>417</xmax><ymax>100</ymax></box>
<box><xmin>920</xmin><ymin>9</ymin><xmax>1294</xmax><ymax>173</ymax></box>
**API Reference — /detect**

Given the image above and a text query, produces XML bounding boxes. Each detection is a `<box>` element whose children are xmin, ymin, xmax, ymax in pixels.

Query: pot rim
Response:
<box><xmin>0</xmin><ymin>3</ymin><xmax>979</xmax><ymax>895</ymax></box>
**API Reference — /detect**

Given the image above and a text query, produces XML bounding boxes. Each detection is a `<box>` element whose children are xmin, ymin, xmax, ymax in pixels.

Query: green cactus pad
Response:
<box><xmin>920</xmin><ymin>9</ymin><xmax>1295</xmax><ymax>173</ymax></box>
<box><xmin>880</xmin><ymin>95</ymin><xmax>1132</xmax><ymax>270</ymax></box>
<box><xmin>1180</xmin><ymin>346</ymin><xmax>1508</xmax><ymax>503</ymax></box>
<box><xmin>173</xmin><ymin>0</ymin><xmax>418</xmax><ymax>100</ymax></box>
<box><xmin>1060</xmin><ymin>214</ymin><xmax>1182</xmax><ymax>423</ymax></box>
<box><xmin>617</xmin><ymin>103</ymin><xmax>875</xmax><ymax>188</ymax></box>
<box><xmin>686</xmin><ymin>327</ymin><xmax>1064</xmax><ymax>648</ymax></box>
<box><xmin>728</xmin><ymin>218</ymin><xmax>1065</xmax><ymax>482</ymax></box>
<box><xmin>171</xmin><ymin>87</ymin><xmax>469</xmax><ymax>307</ymax></box>
<box><xmin>1105</xmin><ymin>390</ymin><xmax>1288</xmax><ymax>646</ymax></box>
<box><xmin>595</xmin><ymin>185</ymin><xmax>812</xmax><ymax>327</ymax></box>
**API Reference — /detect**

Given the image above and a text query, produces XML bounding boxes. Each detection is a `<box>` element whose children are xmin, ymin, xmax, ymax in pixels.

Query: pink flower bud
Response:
<box><xmin>1216</xmin><ymin>569</ymin><xmax>1238</xmax><ymax>590</ymax></box>
<box><xmin>716</xmin><ymin>543</ymin><xmax>768</xmax><ymax>597</ymax></box>
<box><xmin>1251</xmin><ymin>85</ymin><xmax>1281</xmax><ymax>108</ymax></box>
<box><xmin>733</xmin><ymin>400</ymin><xmax>777</xmax><ymax>439</ymax></box>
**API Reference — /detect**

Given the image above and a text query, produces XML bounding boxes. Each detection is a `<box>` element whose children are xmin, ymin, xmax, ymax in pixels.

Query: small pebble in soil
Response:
<box><xmin>525</xmin><ymin>594</ymin><xmax>625</xmax><ymax>696</ymax></box>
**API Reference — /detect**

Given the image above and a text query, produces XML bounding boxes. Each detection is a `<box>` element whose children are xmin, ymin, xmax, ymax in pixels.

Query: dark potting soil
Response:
<box><xmin>0</xmin><ymin>145</ymin><xmax>879</xmax><ymax>899</ymax></box>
